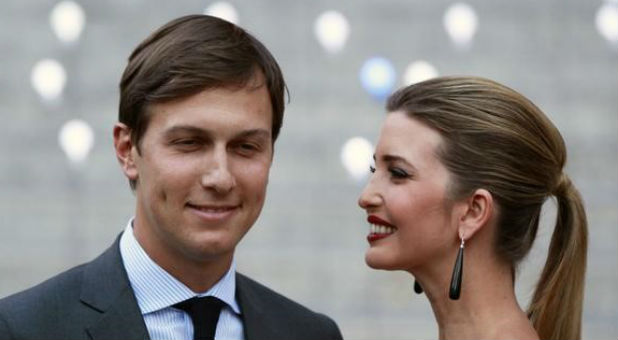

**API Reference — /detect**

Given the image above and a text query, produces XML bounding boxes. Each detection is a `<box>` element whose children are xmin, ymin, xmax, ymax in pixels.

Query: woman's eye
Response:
<box><xmin>389</xmin><ymin>167</ymin><xmax>409</xmax><ymax>179</ymax></box>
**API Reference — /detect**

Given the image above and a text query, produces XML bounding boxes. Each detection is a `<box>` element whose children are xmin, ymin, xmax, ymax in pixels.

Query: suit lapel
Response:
<box><xmin>85</xmin><ymin>288</ymin><xmax>149</xmax><ymax>339</ymax></box>
<box><xmin>79</xmin><ymin>236</ymin><xmax>150</xmax><ymax>340</ymax></box>
<box><xmin>236</xmin><ymin>274</ymin><xmax>284</xmax><ymax>340</ymax></box>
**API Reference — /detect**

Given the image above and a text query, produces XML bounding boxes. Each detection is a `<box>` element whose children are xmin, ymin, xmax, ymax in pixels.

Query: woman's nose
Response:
<box><xmin>358</xmin><ymin>178</ymin><xmax>381</xmax><ymax>210</ymax></box>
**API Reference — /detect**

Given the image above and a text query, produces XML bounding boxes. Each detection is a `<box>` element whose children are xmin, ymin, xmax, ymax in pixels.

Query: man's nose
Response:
<box><xmin>201</xmin><ymin>146</ymin><xmax>236</xmax><ymax>194</ymax></box>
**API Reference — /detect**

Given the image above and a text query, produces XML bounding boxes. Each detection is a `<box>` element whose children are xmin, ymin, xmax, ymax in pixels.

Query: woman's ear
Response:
<box><xmin>113</xmin><ymin>123</ymin><xmax>138</xmax><ymax>181</ymax></box>
<box><xmin>457</xmin><ymin>188</ymin><xmax>494</xmax><ymax>241</ymax></box>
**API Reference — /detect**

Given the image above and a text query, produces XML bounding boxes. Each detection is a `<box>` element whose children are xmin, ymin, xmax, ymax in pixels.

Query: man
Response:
<box><xmin>0</xmin><ymin>15</ymin><xmax>343</xmax><ymax>340</ymax></box>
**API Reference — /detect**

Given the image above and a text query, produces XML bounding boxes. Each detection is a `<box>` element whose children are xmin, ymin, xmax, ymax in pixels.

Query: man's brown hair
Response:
<box><xmin>118</xmin><ymin>14</ymin><xmax>286</xmax><ymax>189</ymax></box>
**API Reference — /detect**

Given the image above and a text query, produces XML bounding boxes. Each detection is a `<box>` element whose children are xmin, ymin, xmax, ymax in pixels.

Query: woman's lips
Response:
<box><xmin>367</xmin><ymin>215</ymin><xmax>395</xmax><ymax>227</ymax></box>
<box><xmin>367</xmin><ymin>233</ymin><xmax>392</xmax><ymax>242</ymax></box>
<box><xmin>366</xmin><ymin>215</ymin><xmax>397</xmax><ymax>243</ymax></box>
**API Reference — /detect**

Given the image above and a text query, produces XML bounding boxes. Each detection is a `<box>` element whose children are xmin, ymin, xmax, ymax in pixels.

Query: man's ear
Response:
<box><xmin>457</xmin><ymin>188</ymin><xmax>494</xmax><ymax>241</ymax></box>
<box><xmin>113</xmin><ymin>123</ymin><xmax>138</xmax><ymax>181</ymax></box>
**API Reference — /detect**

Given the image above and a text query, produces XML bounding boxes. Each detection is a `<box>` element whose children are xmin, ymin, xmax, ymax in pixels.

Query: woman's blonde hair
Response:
<box><xmin>387</xmin><ymin>76</ymin><xmax>588</xmax><ymax>339</ymax></box>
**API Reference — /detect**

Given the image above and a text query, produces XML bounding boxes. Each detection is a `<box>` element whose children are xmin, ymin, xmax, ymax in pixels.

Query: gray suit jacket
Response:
<box><xmin>0</xmin><ymin>237</ymin><xmax>343</xmax><ymax>340</ymax></box>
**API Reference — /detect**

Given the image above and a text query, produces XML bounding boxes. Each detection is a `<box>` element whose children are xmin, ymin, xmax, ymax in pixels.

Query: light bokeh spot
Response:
<box><xmin>443</xmin><ymin>2</ymin><xmax>478</xmax><ymax>48</ymax></box>
<box><xmin>314</xmin><ymin>10</ymin><xmax>350</xmax><ymax>53</ymax></box>
<box><xmin>31</xmin><ymin>59</ymin><xmax>67</xmax><ymax>101</ymax></box>
<box><xmin>596</xmin><ymin>3</ymin><xmax>618</xmax><ymax>45</ymax></box>
<box><xmin>403</xmin><ymin>60</ymin><xmax>439</xmax><ymax>85</ymax></box>
<box><xmin>341</xmin><ymin>137</ymin><xmax>374</xmax><ymax>181</ymax></box>
<box><xmin>205</xmin><ymin>2</ymin><xmax>239</xmax><ymax>24</ymax></box>
<box><xmin>360</xmin><ymin>57</ymin><xmax>396</xmax><ymax>101</ymax></box>
<box><xmin>50</xmin><ymin>1</ymin><xmax>86</xmax><ymax>44</ymax></box>
<box><xmin>59</xmin><ymin>119</ymin><xmax>94</xmax><ymax>164</ymax></box>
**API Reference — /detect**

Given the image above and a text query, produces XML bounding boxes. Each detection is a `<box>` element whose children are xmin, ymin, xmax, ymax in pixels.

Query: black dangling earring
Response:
<box><xmin>449</xmin><ymin>234</ymin><xmax>465</xmax><ymax>300</ymax></box>
<box><xmin>414</xmin><ymin>280</ymin><xmax>423</xmax><ymax>294</ymax></box>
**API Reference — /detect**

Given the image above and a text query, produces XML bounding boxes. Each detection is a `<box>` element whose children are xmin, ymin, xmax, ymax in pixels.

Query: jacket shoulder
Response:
<box><xmin>0</xmin><ymin>263</ymin><xmax>89</xmax><ymax>338</ymax></box>
<box><xmin>0</xmin><ymin>236</ymin><xmax>126</xmax><ymax>339</ymax></box>
<box><xmin>236</xmin><ymin>273</ymin><xmax>343</xmax><ymax>340</ymax></box>
<box><xmin>0</xmin><ymin>261</ymin><xmax>87</xmax><ymax>307</ymax></box>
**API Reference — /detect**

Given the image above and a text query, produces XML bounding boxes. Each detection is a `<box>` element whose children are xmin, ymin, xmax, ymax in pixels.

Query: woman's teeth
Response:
<box><xmin>370</xmin><ymin>224</ymin><xmax>396</xmax><ymax>235</ymax></box>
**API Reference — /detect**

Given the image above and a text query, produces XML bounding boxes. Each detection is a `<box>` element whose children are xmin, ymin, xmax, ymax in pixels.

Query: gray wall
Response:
<box><xmin>1</xmin><ymin>0</ymin><xmax>616</xmax><ymax>338</ymax></box>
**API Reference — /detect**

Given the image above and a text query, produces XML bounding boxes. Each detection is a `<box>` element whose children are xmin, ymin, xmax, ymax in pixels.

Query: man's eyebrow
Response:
<box><xmin>234</xmin><ymin>129</ymin><xmax>271</xmax><ymax>140</ymax></box>
<box><xmin>163</xmin><ymin>125</ymin><xmax>271</xmax><ymax>140</ymax></box>
<box><xmin>164</xmin><ymin>125</ymin><xmax>211</xmax><ymax>137</ymax></box>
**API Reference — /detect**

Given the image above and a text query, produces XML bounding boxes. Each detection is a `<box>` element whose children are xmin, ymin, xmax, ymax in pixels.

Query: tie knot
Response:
<box><xmin>174</xmin><ymin>296</ymin><xmax>225</xmax><ymax>340</ymax></box>
<box><xmin>174</xmin><ymin>296</ymin><xmax>225</xmax><ymax>314</ymax></box>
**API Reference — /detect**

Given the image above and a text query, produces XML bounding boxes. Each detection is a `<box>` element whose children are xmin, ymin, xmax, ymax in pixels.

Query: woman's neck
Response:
<box><xmin>414</xmin><ymin>250</ymin><xmax>538</xmax><ymax>339</ymax></box>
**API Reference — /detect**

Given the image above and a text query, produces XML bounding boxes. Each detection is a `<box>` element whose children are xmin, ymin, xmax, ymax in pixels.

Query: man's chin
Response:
<box><xmin>182</xmin><ymin>240</ymin><xmax>236</xmax><ymax>263</ymax></box>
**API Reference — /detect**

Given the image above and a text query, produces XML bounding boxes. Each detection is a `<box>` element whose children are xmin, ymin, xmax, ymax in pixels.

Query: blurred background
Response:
<box><xmin>1</xmin><ymin>0</ymin><xmax>617</xmax><ymax>338</ymax></box>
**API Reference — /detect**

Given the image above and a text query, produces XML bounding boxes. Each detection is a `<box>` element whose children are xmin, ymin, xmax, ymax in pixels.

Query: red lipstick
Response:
<box><xmin>367</xmin><ymin>215</ymin><xmax>395</xmax><ymax>227</ymax></box>
<box><xmin>367</xmin><ymin>233</ymin><xmax>389</xmax><ymax>242</ymax></box>
<box><xmin>366</xmin><ymin>215</ymin><xmax>396</xmax><ymax>243</ymax></box>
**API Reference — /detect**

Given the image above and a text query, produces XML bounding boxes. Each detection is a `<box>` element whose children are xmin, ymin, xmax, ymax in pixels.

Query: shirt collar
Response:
<box><xmin>119</xmin><ymin>219</ymin><xmax>241</xmax><ymax>315</ymax></box>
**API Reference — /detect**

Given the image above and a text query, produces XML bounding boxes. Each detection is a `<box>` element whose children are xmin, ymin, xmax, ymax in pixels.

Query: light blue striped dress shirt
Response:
<box><xmin>119</xmin><ymin>220</ymin><xmax>245</xmax><ymax>340</ymax></box>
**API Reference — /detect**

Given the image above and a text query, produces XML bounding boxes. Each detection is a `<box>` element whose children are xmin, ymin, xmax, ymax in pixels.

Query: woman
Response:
<box><xmin>358</xmin><ymin>76</ymin><xmax>587</xmax><ymax>339</ymax></box>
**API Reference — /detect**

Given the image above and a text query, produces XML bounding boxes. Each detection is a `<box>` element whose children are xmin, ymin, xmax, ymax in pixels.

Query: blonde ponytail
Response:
<box><xmin>387</xmin><ymin>77</ymin><xmax>589</xmax><ymax>339</ymax></box>
<box><xmin>528</xmin><ymin>174</ymin><xmax>588</xmax><ymax>339</ymax></box>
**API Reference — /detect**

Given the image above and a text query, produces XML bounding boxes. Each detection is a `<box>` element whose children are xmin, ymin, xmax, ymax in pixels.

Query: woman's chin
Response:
<box><xmin>365</xmin><ymin>251</ymin><xmax>397</xmax><ymax>270</ymax></box>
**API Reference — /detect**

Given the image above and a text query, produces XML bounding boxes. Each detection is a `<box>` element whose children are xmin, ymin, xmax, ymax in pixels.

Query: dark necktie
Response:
<box><xmin>173</xmin><ymin>296</ymin><xmax>225</xmax><ymax>340</ymax></box>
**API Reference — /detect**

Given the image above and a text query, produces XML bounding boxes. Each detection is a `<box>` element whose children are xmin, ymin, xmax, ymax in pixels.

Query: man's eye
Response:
<box><xmin>178</xmin><ymin>140</ymin><xmax>197</xmax><ymax>145</ymax></box>
<box><xmin>172</xmin><ymin>139</ymin><xmax>201</xmax><ymax>150</ymax></box>
<box><xmin>234</xmin><ymin>142</ymin><xmax>261</xmax><ymax>155</ymax></box>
